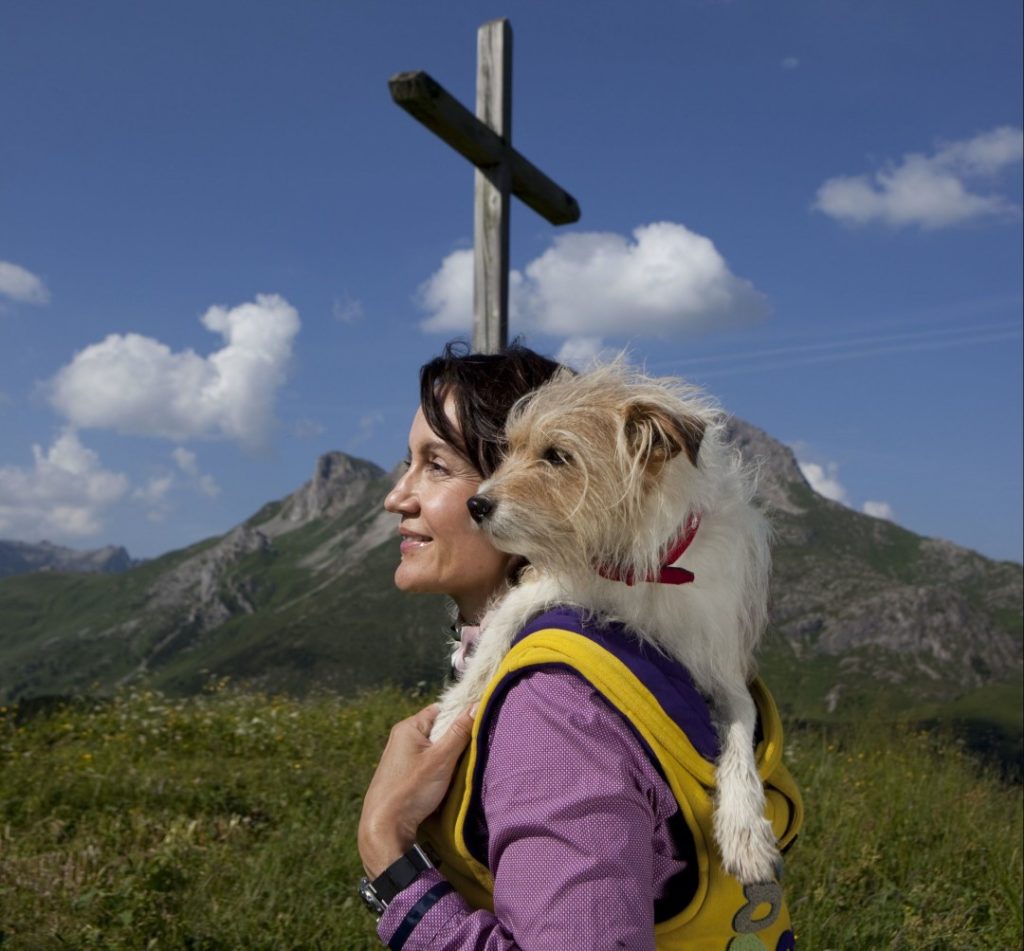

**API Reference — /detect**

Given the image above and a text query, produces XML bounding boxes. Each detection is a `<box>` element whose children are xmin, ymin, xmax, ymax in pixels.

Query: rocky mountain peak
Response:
<box><xmin>724</xmin><ymin>418</ymin><xmax>809</xmax><ymax>515</ymax></box>
<box><xmin>264</xmin><ymin>452</ymin><xmax>386</xmax><ymax>532</ymax></box>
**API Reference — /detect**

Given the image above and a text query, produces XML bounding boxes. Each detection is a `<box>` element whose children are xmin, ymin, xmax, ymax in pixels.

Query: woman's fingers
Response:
<box><xmin>358</xmin><ymin>703</ymin><xmax>478</xmax><ymax>877</ymax></box>
<box><xmin>408</xmin><ymin>702</ymin><xmax>441</xmax><ymax>735</ymax></box>
<box><xmin>431</xmin><ymin>704</ymin><xmax>475</xmax><ymax>760</ymax></box>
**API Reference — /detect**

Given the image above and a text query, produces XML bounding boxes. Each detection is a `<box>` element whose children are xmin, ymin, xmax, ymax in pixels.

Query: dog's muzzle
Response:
<box><xmin>467</xmin><ymin>495</ymin><xmax>494</xmax><ymax>523</ymax></box>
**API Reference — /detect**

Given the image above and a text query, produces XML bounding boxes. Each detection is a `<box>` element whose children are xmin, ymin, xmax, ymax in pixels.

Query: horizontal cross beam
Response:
<box><xmin>389</xmin><ymin>70</ymin><xmax>581</xmax><ymax>227</ymax></box>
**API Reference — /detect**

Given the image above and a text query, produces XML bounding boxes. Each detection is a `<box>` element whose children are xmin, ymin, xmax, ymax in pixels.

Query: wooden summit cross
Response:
<box><xmin>389</xmin><ymin>18</ymin><xmax>580</xmax><ymax>354</ymax></box>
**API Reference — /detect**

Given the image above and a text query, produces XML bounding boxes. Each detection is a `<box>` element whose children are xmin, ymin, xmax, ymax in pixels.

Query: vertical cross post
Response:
<box><xmin>474</xmin><ymin>20</ymin><xmax>512</xmax><ymax>354</ymax></box>
<box><xmin>389</xmin><ymin>19</ymin><xmax>580</xmax><ymax>354</ymax></box>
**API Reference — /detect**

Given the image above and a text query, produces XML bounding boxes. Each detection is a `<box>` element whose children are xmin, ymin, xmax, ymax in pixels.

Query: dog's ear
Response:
<box><xmin>623</xmin><ymin>401</ymin><xmax>705</xmax><ymax>467</ymax></box>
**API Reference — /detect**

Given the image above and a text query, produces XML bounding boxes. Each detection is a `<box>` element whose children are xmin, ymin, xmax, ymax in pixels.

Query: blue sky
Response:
<box><xmin>1</xmin><ymin>0</ymin><xmax>1021</xmax><ymax>563</ymax></box>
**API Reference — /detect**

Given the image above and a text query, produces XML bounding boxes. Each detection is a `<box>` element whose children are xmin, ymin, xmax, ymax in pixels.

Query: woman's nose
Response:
<box><xmin>385</xmin><ymin>474</ymin><xmax>418</xmax><ymax>514</ymax></box>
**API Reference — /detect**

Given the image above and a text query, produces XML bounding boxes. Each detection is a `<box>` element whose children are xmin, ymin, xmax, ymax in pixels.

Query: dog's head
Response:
<box><xmin>467</xmin><ymin>362</ymin><xmax>717</xmax><ymax>580</ymax></box>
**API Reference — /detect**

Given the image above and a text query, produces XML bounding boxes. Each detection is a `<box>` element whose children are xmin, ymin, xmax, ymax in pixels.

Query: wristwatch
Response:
<box><xmin>359</xmin><ymin>843</ymin><xmax>435</xmax><ymax>917</ymax></box>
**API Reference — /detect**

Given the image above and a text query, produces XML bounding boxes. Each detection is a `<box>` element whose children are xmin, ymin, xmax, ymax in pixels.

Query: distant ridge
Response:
<box><xmin>0</xmin><ymin>539</ymin><xmax>137</xmax><ymax>578</ymax></box>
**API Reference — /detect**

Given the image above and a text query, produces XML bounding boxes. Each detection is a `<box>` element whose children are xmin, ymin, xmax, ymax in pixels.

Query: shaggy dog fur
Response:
<box><xmin>429</xmin><ymin>361</ymin><xmax>781</xmax><ymax>885</ymax></box>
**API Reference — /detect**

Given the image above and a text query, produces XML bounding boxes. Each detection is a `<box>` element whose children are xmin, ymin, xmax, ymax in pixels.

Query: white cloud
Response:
<box><xmin>525</xmin><ymin>224</ymin><xmax>767</xmax><ymax>336</ymax></box>
<box><xmin>172</xmin><ymin>447</ymin><xmax>220</xmax><ymax>497</ymax></box>
<box><xmin>799</xmin><ymin>458</ymin><xmax>897</xmax><ymax>523</ymax></box>
<box><xmin>814</xmin><ymin>126</ymin><xmax>1023</xmax><ymax>229</ymax></box>
<box><xmin>798</xmin><ymin>460</ymin><xmax>849</xmax><ymax>504</ymax></box>
<box><xmin>132</xmin><ymin>448</ymin><xmax>221</xmax><ymax>519</ymax></box>
<box><xmin>555</xmin><ymin>336</ymin><xmax>605</xmax><ymax>368</ymax></box>
<box><xmin>49</xmin><ymin>294</ymin><xmax>300</xmax><ymax>448</ymax></box>
<box><xmin>0</xmin><ymin>430</ymin><xmax>129</xmax><ymax>539</ymax></box>
<box><xmin>133</xmin><ymin>473</ymin><xmax>175</xmax><ymax>505</ymax></box>
<box><xmin>418</xmin><ymin>249</ymin><xmax>475</xmax><ymax>332</ymax></box>
<box><xmin>418</xmin><ymin>223</ymin><xmax>767</xmax><ymax>344</ymax></box>
<box><xmin>0</xmin><ymin>261</ymin><xmax>50</xmax><ymax>305</ymax></box>
<box><xmin>172</xmin><ymin>447</ymin><xmax>199</xmax><ymax>476</ymax></box>
<box><xmin>781</xmin><ymin>57</ymin><xmax>800</xmax><ymax>70</ymax></box>
<box><xmin>863</xmin><ymin>500</ymin><xmax>895</xmax><ymax>521</ymax></box>
<box><xmin>937</xmin><ymin>126</ymin><xmax>1024</xmax><ymax>175</ymax></box>
<box><xmin>197</xmin><ymin>474</ymin><xmax>221</xmax><ymax>498</ymax></box>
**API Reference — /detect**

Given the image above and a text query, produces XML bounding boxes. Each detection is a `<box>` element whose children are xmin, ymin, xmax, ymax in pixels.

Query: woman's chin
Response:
<box><xmin>393</xmin><ymin>563</ymin><xmax>436</xmax><ymax>595</ymax></box>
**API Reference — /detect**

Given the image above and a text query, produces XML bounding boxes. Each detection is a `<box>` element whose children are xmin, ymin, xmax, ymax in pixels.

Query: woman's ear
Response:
<box><xmin>623</xmin><ymin>400</ymin><xmax>705</xmax><ymax>467</ymax></box>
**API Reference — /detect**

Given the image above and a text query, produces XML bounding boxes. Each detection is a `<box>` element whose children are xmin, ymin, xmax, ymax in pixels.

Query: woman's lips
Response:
<box><xmin>400</xmin><ymin>533</ymin><xmax>432</xmax><ymax>553</ymax></box>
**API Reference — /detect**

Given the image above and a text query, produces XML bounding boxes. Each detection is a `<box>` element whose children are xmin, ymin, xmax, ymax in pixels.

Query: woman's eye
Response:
<box><xmin>427</xmin><ymin>459</ymin><xmax>449</xmax><ymax>474</ymax></box>
<box><xmin>543</xmin><ymin>447</ymin><xmax>570</xmax><ymax>466</ymax></box>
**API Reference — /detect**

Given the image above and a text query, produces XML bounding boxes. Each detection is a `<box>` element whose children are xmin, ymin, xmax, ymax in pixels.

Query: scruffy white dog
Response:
<box><xmin>430</xmin><ymin>361</ymin><xmax>780</xmax><ymax>885</ymax></box>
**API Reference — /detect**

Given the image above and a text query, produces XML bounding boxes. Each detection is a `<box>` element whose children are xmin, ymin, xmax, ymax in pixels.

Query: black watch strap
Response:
<box><xmin>359</xmin><ymin>843</ymin><xmax>435</xmax><ymax>917</ymax></box>
<box><xmin>372</xmin><ymin>843</ymin><xmax>434</xmax><ymax>903</ymax></box>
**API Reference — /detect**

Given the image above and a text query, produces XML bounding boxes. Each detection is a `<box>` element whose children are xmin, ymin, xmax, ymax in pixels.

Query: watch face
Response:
<box><xmin>359</xmin><ymin>877</ymin><xmax>387</xmax><ymax>917</ymax></box>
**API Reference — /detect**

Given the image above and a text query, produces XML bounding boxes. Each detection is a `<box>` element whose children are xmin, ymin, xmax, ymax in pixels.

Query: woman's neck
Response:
<box><xmin>455</xmin><ymin>585</ymin><xmax>506</xmax><ymax>627</ymax></box>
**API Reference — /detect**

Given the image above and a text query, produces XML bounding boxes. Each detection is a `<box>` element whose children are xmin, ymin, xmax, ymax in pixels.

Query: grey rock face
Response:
<box><xmin>259</xmin><ymin>452</ymin><xmax>386</xmax><ymax>537</ymax></box>
<box><xmin>114</xmin><ymin>452</ymin><xmax>392</xmax><ymax>666</ymax></box>
<box><xmin>724</xmin><ymin>418</ymin><xmax>808</xmax><ymax>515</ymax></box>
<box><xmin>146</xmin><ymin>525</ymin><xmax>270</xmax><ymax>620</ymax></box>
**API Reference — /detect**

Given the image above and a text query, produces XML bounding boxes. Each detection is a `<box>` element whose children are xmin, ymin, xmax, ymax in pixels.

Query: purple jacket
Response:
<box><xmin>377</xmin><ymin>610</ymin><xmax>720</xmax><ymax>949</ymax></box>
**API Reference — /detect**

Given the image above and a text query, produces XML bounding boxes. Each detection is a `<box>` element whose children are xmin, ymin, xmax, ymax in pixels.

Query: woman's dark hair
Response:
<box><xmin>420</xmin><ymin>340</ymin><xmax>565</xmax><ymax>478</ymax></box>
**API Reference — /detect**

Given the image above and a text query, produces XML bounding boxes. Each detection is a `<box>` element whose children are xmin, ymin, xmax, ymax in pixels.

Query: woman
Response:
<box><xmin>358</xmin><ymin>343</ymin><xmax>800</xmax><ymax>950</ymax></box>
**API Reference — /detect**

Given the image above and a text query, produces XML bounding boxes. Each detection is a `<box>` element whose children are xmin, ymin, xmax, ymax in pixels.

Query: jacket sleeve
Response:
<box><xmin>377</xmin><ymin>668</ymin><xmax>682</xmax><ymax>950</ymax></box>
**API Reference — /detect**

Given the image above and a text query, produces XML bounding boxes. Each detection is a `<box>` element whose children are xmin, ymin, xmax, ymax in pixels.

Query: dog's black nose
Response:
<box><xmin>467</xmin><ymin>495</ymin><xmax>494</xmax><ymax>523</ymax></box>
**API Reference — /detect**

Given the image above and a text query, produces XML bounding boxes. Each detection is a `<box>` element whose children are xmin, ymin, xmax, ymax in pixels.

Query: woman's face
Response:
<box><xmin>384</xmin><ymin>403</ymin><xmax>512</xmax><ymax>623</ymax></box>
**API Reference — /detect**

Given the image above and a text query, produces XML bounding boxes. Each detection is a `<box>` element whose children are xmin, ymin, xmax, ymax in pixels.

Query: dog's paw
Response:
<box><xmin>714</xmin><ymin>807</ymin><xmax>781</xmax><ymax>885</ymax></box>
<box><xmin>429</xmin><ymin>707</ymin><xmax>456</xmax><ymax>742</ymax></box>
<box><xmin>429</xmin><ymin>684</ymin><xmax>471</xmax><ymax>742</ymax></box>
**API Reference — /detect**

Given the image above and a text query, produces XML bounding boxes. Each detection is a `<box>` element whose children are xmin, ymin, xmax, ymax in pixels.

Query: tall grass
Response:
<box><xmin>1</xmin><ymin>687</ymin><xmax>1020</xmax><ymax>949</ymax></box>
<box><xmin>783</xmin><ymin>724</ymin><xmax>1022</xmax><ymax>949</ymax></box>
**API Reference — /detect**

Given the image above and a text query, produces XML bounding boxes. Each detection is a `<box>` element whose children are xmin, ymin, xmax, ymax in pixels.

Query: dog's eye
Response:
<box><xmin>543</xmin><ymin>447</ymin><xmax>571</xmax><ymax>467</ymax></box>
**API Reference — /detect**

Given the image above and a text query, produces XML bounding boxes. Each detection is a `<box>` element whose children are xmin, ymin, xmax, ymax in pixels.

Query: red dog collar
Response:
<box><xmin>598</xmin><ymin>513</ymin><xmax>701</xmax><ymax>586</ymax></box>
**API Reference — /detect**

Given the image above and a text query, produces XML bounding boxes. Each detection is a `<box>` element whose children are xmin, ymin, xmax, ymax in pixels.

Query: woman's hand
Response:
<box><xmin>358</xmin><ymin>703</ymin><xmax>475</xmax><ymax>879</ymax></box>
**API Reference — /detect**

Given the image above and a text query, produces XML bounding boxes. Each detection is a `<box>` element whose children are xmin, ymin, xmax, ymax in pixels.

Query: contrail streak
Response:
<box><xmin>655</xmin><ymin>321</ymin><xmax>1021</xmax><ymax>378</ymax></box>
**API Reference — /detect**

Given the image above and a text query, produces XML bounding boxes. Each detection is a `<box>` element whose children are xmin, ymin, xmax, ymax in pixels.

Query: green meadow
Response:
<box><xmin>1</xmin><ymin>686</ymin><xmax>1020</xmax><ymax>950</ymax></box>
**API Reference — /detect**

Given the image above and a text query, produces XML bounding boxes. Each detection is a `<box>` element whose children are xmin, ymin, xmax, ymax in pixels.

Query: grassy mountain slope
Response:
<box><xmin>0</xmin><ymin>457</ymin><xmax>451</xmax><ymax>703</ymax></box>
<box><xmin>763</xmin><ymin>481</ymin><xmax>1021</xmax><ymax>727</ymax></box>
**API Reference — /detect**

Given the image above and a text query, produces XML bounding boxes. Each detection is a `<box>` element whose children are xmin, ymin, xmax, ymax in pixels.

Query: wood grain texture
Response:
<box><xmin>473</xmin><ymin>19</ymin><xmax>512</xmax><ymax>353</ymax></box>
<box><xmin>387</xmin><ymin>71</ymin><xmax>580</xmax><ymax>225</ymax></box>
